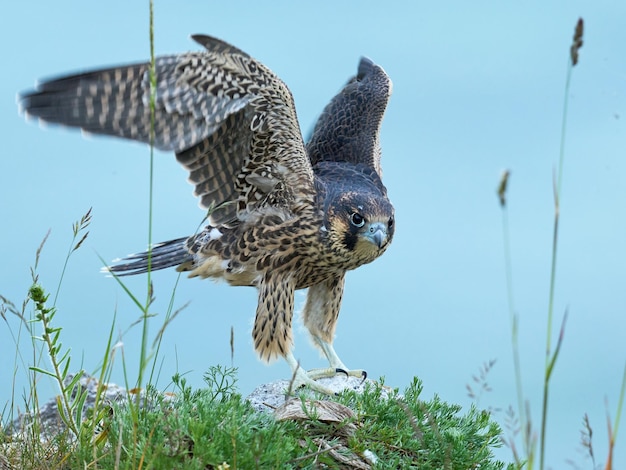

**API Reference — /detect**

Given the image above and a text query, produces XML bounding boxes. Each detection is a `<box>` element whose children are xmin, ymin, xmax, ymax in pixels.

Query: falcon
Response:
<box><xmin>20</xmin><ymin>34</ymin><xmax>395</xmax><ymax>395</ymax></box>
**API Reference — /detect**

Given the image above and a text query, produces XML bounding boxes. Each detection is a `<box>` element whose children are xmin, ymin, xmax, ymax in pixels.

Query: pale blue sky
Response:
<box><xmin>2</xmin><ymin>1</ymin><xmax>625</xmax><ymax>466</ymax></box>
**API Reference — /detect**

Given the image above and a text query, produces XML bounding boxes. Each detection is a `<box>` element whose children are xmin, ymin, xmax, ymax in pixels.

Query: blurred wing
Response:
<box><xmin>306</xmin><ymin>57</ymin><xmax>392</xmax><ymax>177</ymax></box>
<box><xmin>20</xmin><ymin>34</ymin><xmax>315</xmax><ymax>225</ymax></box>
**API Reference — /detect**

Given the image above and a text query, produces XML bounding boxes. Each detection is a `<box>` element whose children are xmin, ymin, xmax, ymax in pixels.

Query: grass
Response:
<box><xmin>496</xmin><ymin>17</ymin><xmax>626</xmax><ymax>470</ymax></box>
<box><xmin>1</xmin><ymin>352</ymin><xmax>510</xmax><ymax>468</ymax></box>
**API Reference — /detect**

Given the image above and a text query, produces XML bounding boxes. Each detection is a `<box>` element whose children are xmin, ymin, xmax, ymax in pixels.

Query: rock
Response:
<box><xmin>12</xmin><ymin>372</ymin><xmax>135</xmax><ymax>440</ymax></box>
<box><xmin>245</xmin><ymin>375</ymin><xmax>373</xmax><ymax>413</ymax></box>
<box><xmin>11</xmin><ymin>373</ymin><xmax>387</xmax><ymax>439</ymax></box>
<box><xmin>249</xmin><ymin>377</ymin><xmax>386</xmax><ymax>470</ymax></box>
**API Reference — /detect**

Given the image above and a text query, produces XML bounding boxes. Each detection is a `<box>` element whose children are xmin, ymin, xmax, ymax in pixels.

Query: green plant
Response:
<box><xmin>26</xmin><ymin>209</ymin><xmax>93</xmax><ymax>442</ymax></box>
<box><xmin>497</xmin><ymin>17</ymin><xmax>625</xmax><ymax>470</ymax></box>
<box><xmin>29</xmin><ymin>284</ymin><xmax>85</xmax><ymax>439</ymax></box>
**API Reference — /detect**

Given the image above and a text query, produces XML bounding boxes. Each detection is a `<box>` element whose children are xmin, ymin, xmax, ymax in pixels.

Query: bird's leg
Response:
<box><xmin>313</xmin><ymin>335</ymin><xmax>348</xmax><ymax>370</ymax></box>
<box><xmin>284</xmin><ymin>351</ymin><xmax>338</xmax><ymax>396</ymax></box>
<box><xmin>255</xmin><ymin>274</ymin><xmax>361</xmax><ymax>396</ymax></box>
<box><xmin>306</xmin><ymin>336</ymin><xmax>367</xmax><ymax>382</ymax></box>
<box><xmin>253</xmin><ymin>274</ymin><xmax>295</xmax><ymax>362</ymax></box>
<box><xmin>302</xmin><ymin>277</ymin><xmax>367</xmax><ymax>382</ymax></box>
<box><xmin>283</xmin><ymin>340</ymin><xmax>366</xmax><ymax>397</ymax></box>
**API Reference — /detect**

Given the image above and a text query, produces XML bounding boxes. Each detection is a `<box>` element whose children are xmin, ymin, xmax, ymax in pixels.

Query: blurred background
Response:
<box><xmin>1</xmin><ymin>1</ymin><xmax>625</xmax><ymax>467</ymax></box>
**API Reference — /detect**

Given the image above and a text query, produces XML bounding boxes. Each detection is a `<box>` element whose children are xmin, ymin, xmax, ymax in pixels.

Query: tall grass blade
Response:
<box><xmin>135</xmin><ymin>0</ymin><xmax>158</xmax><ymax>407</ymax></box>
<box><xmin>53</xmin><ymin>208</ymin><xmax>92</xmax><ymax>306</ymax></box>
<box><xmin>539</xmin><ymin>18</ymin><xmax>583</xmax><ymax>470</ymax></box>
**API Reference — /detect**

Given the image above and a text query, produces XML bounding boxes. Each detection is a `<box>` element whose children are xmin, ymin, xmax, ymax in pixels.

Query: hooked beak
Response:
<box><xmin>364</xmin><ymin>222</ymin><xmax>388</xmax><ymax>249</ymax></box>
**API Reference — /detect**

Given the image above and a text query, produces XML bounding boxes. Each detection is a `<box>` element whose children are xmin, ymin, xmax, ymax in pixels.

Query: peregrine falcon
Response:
<box><xmin>20</xmin><ymin>35</ymin><xmax>394</xmax><ymax>394</ymax></box>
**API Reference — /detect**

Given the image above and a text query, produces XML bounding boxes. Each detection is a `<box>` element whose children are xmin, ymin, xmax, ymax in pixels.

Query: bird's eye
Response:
<box><xmin>388</xmin><ymin>217</ymin><xmax>394</xmax><ymax>229</ymax></box>
<box><xmin>350</xmin><ymin>212</ymin><xmax>365</xmax><ymax>227</ymax></box>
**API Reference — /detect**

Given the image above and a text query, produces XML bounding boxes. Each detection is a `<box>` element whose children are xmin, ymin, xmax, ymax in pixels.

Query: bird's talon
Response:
<box><xmin>360</xmin><ymin>370</ymin><xmax>368</xmax><ymax>383</ymax></box>
<box><xmin>335</xmin><ymin>367</ymin><xmax>349</xmax><ymax>377</ymax></box>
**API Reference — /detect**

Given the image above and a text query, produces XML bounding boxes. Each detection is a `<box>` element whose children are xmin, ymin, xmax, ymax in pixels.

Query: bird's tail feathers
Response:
<box><xmin>105</xmin><ymin>237</ymin><xmax>192</xmax><ymax>276</ymax></box>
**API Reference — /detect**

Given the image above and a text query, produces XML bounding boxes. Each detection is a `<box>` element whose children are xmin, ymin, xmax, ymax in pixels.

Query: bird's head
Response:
<box><xmin>324</xmin><ymin>190</ymin><xmax>394</xmax><ymax>266</ymax></box>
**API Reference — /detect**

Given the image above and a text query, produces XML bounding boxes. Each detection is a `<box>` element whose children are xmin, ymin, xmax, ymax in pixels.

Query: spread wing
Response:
<box><xmin>20</xmin><ymin>34</ymin><xmax>315</xmax><ymax>225</ymax></box>
<box><xmin>306</xmin><ymin>57</ymin><xmax>392</xmax><ymax>177</ymax></box>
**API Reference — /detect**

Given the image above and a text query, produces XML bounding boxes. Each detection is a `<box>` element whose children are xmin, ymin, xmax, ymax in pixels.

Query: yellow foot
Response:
<box><xmin>307</xmin><ymin>367</ymin><xmax>367</xmax><ymax>382</ymax></box>
<box><xmin>284</xmin><ymin>353</ymin><xmax>367</xmax><ymax>395</ymax></box>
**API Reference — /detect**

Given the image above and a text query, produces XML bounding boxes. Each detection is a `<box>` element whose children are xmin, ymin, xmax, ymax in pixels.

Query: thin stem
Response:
<box><xmin>556</xmin><ymin>59</ymin><xmax>572</xmax><ymax>199</ymax></box>
<box><xmin>540</xmin><ymin>46</ymin><xmax>576</xmax><ymax>470</ymax></box>
<box><xmin>501</xmin><ymin>202</ymin><xmax>526</xmax><ymax>451</ymax></box>
<box><xmin>613</xmin><ymin>362</ymin><xmax>626</xmax><ymax>442</ymax></box>
<box><xmin>137</xmin><ymin>0</ymin><xmax>157</xmax><ymax>404</ymax></box>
